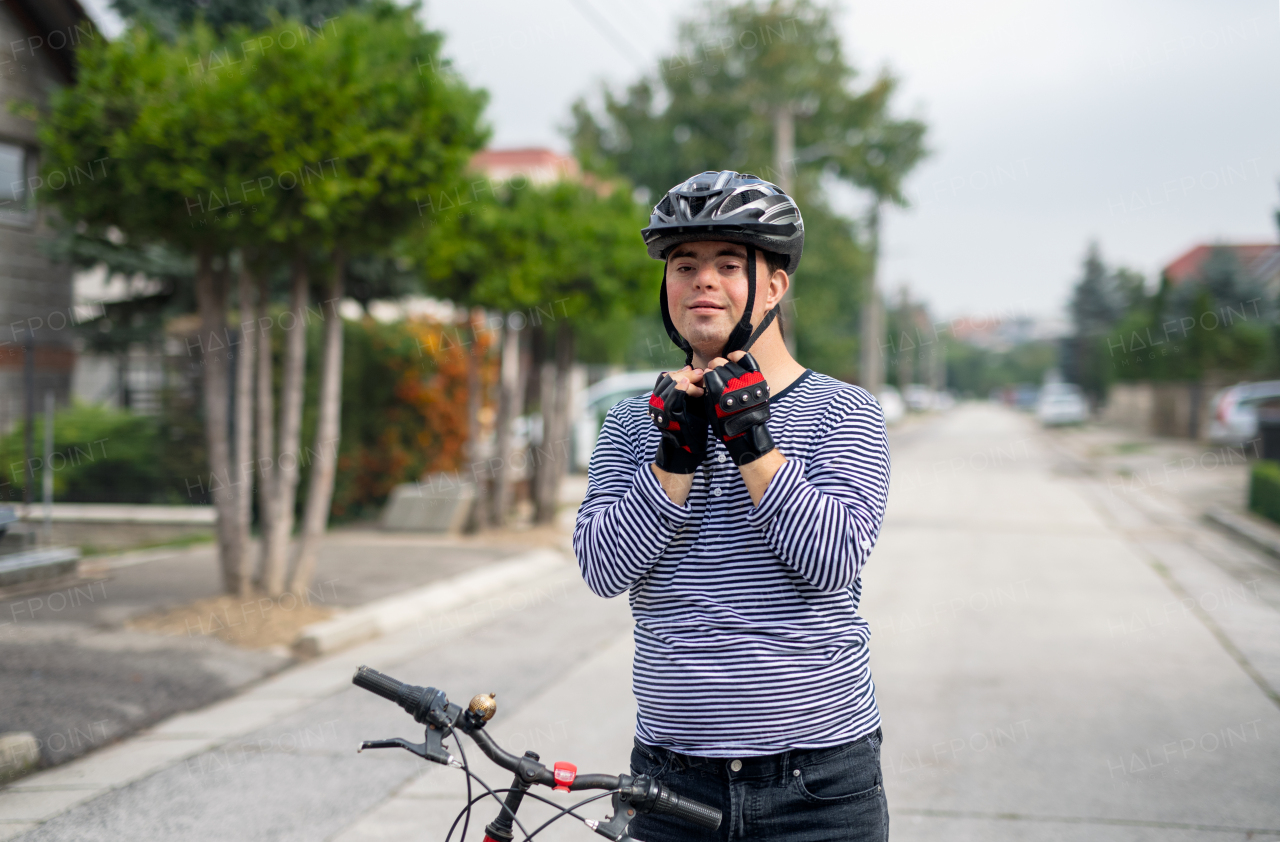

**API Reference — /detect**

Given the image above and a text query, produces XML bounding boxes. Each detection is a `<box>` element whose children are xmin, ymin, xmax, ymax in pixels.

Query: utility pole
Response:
<box><xmin>23</xmin><ymin>333</ymin><xmax>35</xmax><ymax>508</ymax></box>
<box><xmin>43</xmin><ymin>391</ymin><xmax>54</xmax><ymax>544</ymax></box>
<box><xmin>773</xmin><ymin>105</ymin><xmax>798</xmax><ymax>355</ymax></box>
<box><xmin>859</xmin><ymin>202</ymin><xmax>884</xmax><ymax>395</ymax></box>
<box><xmin>895</xmin><ymin>286</ymin><xmax>914</xmax><ymax>390</ymax></box>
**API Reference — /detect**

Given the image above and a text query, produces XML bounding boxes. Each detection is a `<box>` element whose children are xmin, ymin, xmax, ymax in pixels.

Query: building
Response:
<box><xmin>1163</xmin><ymin>243</ymin><xmax>1280</xmax><ymax>292</ymax></box>
<box><xmin>469</xmin><ymin>148</ymin><xmax>580</xmax><ymax>187</ymax></box>
<box><xmin>0</xmin><ymin>0</ymin><xmax>93</xmax><ymax>427</ymax></box>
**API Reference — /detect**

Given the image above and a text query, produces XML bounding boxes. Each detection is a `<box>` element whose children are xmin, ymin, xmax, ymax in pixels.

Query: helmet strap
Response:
<box><xmin>724</xmin><ymin>244</ymin><xmax>780</xmax><ymax>356</ymax></box>
<box><xmin>659</xmin><ymin>267</ymin><xmax>695</xmax><ymax>367</ymax></box>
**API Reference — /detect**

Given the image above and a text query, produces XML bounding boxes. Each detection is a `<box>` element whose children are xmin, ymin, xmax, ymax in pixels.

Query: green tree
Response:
<box><xmin>111</xmin><ymin>0</ymin><xmax>363</xmax><ymax>38</ymax></box>
<box><xmin>569</xmin><ymin>0</ymin><xmax>925</xmax><ymax>385</ymax></box>
<box><xmin>39</xmin><ymin>4</ymin><xmax>486</xmax><ymax>595</ymax></box>
<box><xmin>39</xmin><ymin>21</ymin><xmax>262</xmax><ymax>593</ymax></box>
<box><xmin>235</xmin><ymin>2</ymin><xmax>487</xmax><ymax>592</ymax></box>
<box><xmin>1066</xmin><ymin>243</ymin><xmax>1149</xmax><ymax>404</ymax></box>
<box><xmin>421</xmin><ymin>179</ymin><xmax>653</xmax><ymax>523</ymax></box>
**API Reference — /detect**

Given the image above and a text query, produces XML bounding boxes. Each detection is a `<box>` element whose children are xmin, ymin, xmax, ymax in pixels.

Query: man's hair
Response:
<box><xmin>762</xmin><ymin>249</ymin><xmax>787</xmax><ymax>277</ymax></box>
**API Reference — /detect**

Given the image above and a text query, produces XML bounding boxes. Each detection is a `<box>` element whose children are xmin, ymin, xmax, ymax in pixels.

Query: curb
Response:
<box><xmin>292</xmin><ymin>548</ymin><xmax>569</xmax><ymax>657</ymax></box>
<box><xmin>0</xmin><ymin>553</ymin><xmax>581</xmax><ymax>836</ymax></box>
<box><xmin>1204</xmin><ymin>506</ymin><xmax>1280</xmax><ymax>562</ymax></box>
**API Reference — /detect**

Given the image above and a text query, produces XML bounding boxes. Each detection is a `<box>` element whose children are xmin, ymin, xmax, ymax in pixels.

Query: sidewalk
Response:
<box><xmin>0</xmin><ymin>528</ymin><xmax>548</xmax><ymax>776</ymax></box>
<box><xmin>0</xmin><ymin>554</ymin><xmax>615</xmax><ymax>842</ymax></box>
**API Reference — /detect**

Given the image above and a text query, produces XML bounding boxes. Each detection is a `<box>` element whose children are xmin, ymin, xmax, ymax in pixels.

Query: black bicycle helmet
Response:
<box><xmin>642</xmin><ymin>170</ymin><xmax>804</xmax><ymax>364</ymax></box>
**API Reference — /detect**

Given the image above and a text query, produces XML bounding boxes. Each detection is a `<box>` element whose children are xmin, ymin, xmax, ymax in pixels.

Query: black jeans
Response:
<box><xmin>627</xmin><ymin>729</ymin><xmax>889</xmax><ymax>841</ymax></box>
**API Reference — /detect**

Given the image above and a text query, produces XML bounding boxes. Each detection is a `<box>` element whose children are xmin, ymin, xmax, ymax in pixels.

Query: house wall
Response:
<box><xmin>0</xmin><ymin>3</ymin><xmax>87</xmax><ymax>419</ymax></box>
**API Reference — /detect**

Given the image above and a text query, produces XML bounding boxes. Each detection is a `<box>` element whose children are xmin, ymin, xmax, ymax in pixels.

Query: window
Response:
<box><xmin>0</xmin><ymin>142</ymin><xmax>29</xmax><ymax>216</ymax></box>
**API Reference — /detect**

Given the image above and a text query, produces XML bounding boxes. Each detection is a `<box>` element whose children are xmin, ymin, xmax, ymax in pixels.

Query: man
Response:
<box><xmin>573</xmin><ymin>170</ymin><xmax>891</xmax><ymax>841</ymax></box>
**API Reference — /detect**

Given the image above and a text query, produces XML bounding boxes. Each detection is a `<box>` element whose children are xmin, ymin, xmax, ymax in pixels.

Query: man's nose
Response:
<box><xmin>694</xmin><ymin>263</ymin><xmax>720</xmax><ymax>289</ymax></box>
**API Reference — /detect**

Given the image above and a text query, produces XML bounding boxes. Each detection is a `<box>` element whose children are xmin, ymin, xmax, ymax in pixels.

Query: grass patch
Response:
<box><xmin>81</xmin><ymin>530</ymin><xmax>214</xmax><ymax>558</ymax></box>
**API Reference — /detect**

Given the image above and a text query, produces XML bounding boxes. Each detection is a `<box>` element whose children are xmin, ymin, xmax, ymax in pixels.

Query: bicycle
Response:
<box><xmin>352</xmin><ymin>665</ymin><xmax>723</xmax><ymax>842</ymax></box>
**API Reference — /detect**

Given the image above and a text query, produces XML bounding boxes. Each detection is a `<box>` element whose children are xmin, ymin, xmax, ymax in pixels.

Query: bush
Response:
<box><xmin>0</xmin><ymin>402</ymin><xmax>208</xmax><ymax>505</ymax></box>
<box><xmin>298</xmin><ymin>316</ymin><xmax>489</xmax><ymax>523</ymax></box>
<box><xmin>1248</xmin><ymin>460</ymin><xmax>1280</xmax><ymax>525</ymax></box>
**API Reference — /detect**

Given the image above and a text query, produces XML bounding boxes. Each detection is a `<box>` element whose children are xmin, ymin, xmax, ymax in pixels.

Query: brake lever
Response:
<box><xmin>358</xmin><ymin>723</ymin><xmax>460</xmax><ymax>767</ymax></box>
<box><xmin>584</xmin><ymin>786</ymin><xmax>640</xmax><ymax>841</ymax></box>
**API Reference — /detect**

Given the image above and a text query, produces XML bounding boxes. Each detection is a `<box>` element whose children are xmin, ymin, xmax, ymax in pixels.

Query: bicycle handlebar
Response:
<box><xmin>352</xmin><ymin>665</ymin><xmax>722</xmax><ymax>832</ymax></box>
<box><xmin>351</xmin><ymin>664</ymin><xmax>403</xmax><ymax>703</ymax></box>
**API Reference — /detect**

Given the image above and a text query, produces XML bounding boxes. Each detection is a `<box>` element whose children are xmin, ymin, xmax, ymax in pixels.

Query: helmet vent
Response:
<box><xmin>718</xmin><ymin>189</ymin><xmax>764</xmax><ymax>215</ymax></box>
<box><xmin>686</xmin><ymin>195</ymin><xmax>710</xmax><ymax>217</ymax></box>
<box><xmin>656</xmin><ymin>196</ymin><xmax>674</xmax><ymax>216</ymax></box>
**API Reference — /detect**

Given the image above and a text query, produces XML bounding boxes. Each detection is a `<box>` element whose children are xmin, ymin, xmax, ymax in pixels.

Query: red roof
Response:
<box><xmin>1163</xmin><ymin>243</ymin><xmax>1280</xmax><ymax>284</ymax></box>
<box><xmin>469</xmin><ymin>148</ymin><xmax>580</xmax><ymax>184</ymax></box>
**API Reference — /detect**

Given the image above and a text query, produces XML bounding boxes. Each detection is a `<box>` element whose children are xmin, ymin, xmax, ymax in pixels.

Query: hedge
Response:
<box><xmin>1248</xmin><ymin>459</ymin><xmax>1280</xmax><ymax>525</ymax></box>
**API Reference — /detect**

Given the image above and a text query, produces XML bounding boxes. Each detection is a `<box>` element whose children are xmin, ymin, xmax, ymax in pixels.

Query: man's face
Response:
<box><xmin>666</xmin><ymin>240</ymin><xmax>769</xmax><ymax>354</ymax></box>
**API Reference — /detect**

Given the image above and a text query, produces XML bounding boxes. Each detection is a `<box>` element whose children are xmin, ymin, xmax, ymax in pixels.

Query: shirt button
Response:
<box><xmin>729</xmin><ymin>759</ymin><xmax>743</xmax><ymax>772</ymax></box>
<box><xmin>717</xmin><ymin>453</ymin><xmax>726</xmax><ymax>463</ymax></box>
<box><xmin>712</xmin><ymin>487</ymin><xmax>723</xmax><ymax>497</ymax></box>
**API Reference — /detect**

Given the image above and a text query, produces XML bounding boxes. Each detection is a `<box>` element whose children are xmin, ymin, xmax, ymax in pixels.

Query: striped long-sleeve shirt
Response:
<box><xmin>573</xmin><ymin>369</ymin><xmax>890</xmax><ymax>757</ymax></box>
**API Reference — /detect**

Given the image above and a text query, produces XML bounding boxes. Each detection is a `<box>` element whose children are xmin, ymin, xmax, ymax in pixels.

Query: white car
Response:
<box><xmin>875</xmin><ymin>386</ymin><xmax>905</xmax><ymax>425</ymax></box>
<box><xmin>1207</xmin><ymin>380</ymin><xmax>1280</xmax><ymax>445</ymax></box>
<box><xmin>903</xmin><ymin>384</ymin><xmax>934</xmax><ymax>412</ymax></box>
<box><xmin>571</xmin><ymin>371</ymin><xmax>665</xmax><ymax>471</ymax></box>
<box><xmin>1036</xmin><ymin>383</ymin><xmax>1088</xmax><ymax>426</ymax></box>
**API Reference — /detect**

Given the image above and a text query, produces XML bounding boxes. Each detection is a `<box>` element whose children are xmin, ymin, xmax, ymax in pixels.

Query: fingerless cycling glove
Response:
<box><xmin>647</xmin><ymin>371</ymin><xmax>709</xmax><ymax>474</ymax></box>
<box><xmin>703</xmin><ymin>353</ymin><xmax>774</xmax><ymax>465</ymax></box>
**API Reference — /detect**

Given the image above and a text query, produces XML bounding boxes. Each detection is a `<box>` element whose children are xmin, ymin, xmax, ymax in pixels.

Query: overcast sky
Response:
<box><xmin>85</xmin><ymin>0</ymin><xmax>1280</xmax><ymax>321</ymax></box>
<box><xmin>423</xmin><ymin>0</ymin><xmax>1280</xmax><ymax>322</ymax></box>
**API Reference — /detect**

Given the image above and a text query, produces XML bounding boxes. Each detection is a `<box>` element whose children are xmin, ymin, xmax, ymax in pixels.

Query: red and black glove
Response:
<box><xmin>647</xmin><ymin>370</ymin><xmax>709</xmax><ymax>474</ymax></box>
<box><xmin>703</xmin><ymin>353</ymin><xmax>774</xmax><ymax>465</ymax></box>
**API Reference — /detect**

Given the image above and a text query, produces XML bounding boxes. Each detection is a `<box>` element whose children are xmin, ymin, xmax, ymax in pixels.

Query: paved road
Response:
<box><xmin>0</xmin><ymin>532</ymin><xmax>527</xmax><ymax>769</ymax></box>
<box><xmin>6</xmin><ymin>403</ymin><xmax>1279</xmax><ymax>840</ymax></box>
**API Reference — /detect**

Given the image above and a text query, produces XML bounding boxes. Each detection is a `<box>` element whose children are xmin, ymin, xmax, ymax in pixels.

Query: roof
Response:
<box><xmin>469</xmin><ymin>148</ymin><xmax>581</xmax><ymax>186</ymax></box>
<box><xmin>1163</xmin><ymin>243</ymin><xmax>1280</xmax><ymax>285</ymax></box>
<box><xmin>8</xmin><ymin>0</ymin><xmax>91</xmax><ymax>83</ymax></box>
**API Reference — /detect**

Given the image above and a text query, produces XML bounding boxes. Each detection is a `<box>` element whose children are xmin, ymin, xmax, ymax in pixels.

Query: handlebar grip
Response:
<box><xmin>652</xmin><ymin>785</ymin><xmax>722</xmax><ymax>831</ymax></box>
<box><xmin>352</xmin><ymin>665</ymin><xmax>406</xmax><ymax>704</ymax></box>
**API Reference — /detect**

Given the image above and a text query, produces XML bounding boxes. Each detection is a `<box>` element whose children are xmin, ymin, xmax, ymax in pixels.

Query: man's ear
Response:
<box><xmin>766</xmin><ymin>268</ymin><xmax>790</xmax><ymax>310</ymax></box>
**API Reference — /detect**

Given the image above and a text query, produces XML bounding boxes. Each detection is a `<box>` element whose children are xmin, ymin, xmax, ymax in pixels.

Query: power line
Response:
<box><xmin>564</xmin><ymin>0</ymin><xmax>649</xmax><ymax>72</ymax></box>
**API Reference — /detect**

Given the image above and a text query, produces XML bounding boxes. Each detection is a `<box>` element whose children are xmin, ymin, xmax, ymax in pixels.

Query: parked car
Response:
<box><xmin>1009</xmin><ymin>383</ymin><xmax>1040</xmax><ymax>411</ymax></box>
<box><xmin>571</xmin><ymin>370</ymin><xmax>665</xmax><ymax>471</ymax></box>
<box><xmin>1207</xmin><ymin>380</ymin><xmax>1280</xmax><ymax>445</ymax></box>
<box><xmin>903</xmin><ymin>384</ymin><xmax>934</xmax><ymax>412</ymax></box>
<box><xmin>875</xmin><ymin>386</ymin><xmax>905</xmax><ymax>425</ymax></box>
<box><xmin>1036</xmin><ymin>382</ymin><xmax>1089</xmax><ymax>426</ymax></box>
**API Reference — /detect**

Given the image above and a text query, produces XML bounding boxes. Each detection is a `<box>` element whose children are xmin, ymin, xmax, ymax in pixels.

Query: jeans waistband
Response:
<box><xmin>637</xmin><ymin>727</ymin><xmax>881</xmax><ymax>781</ymax></box>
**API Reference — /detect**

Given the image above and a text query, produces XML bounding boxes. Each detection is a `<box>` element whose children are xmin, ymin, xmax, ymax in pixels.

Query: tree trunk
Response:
<box><xmin>194</xmin><ymin>248</ymin><xmax>244</xmax><ymax>595</ymax></box>
<box><xmin>233</xmin><ymin>256</ymin><xmax>256</xmax><ymax>595</ymax></box>
<box><xmin>490</xmin><ymin>313</ymin><xmax>520</xmax><ymax>525</ymax></box>
<box><xmin>534</xmin><ymin>321</ymin><xmax>573</xmax><ymax>524</ymax></box>
<box><xmin>858</xmin><ymin>202</ymin><xmax>884</xmax><ymax>395</ymax></box>
<box><xmin>261</xmin><ymin>254</ymin><xmax>309</xmax><ymax>595</ymax></box>
<box><xmin>290</xmin><ymin>250</ymin><xmax>346</xmax><ymax>594</ymax></box>
<box><xmin>464</xmin><ymin>308</ymin><xmax>490</xmax><ymax>532</ymax></box>
<box><xmin>254</xmin><ymin>268</ymin><xmax>276</xmax><ymax>589</ymax></box>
